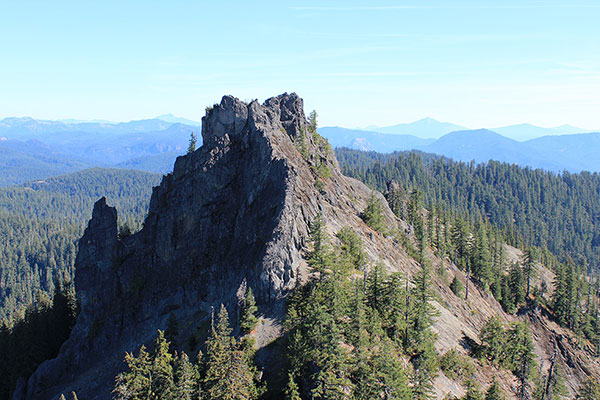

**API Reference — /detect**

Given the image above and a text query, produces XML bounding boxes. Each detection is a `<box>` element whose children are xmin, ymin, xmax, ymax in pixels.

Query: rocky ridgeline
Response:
<box><xmin>17</xmin><ymin>93</ymin><xmax>399</xmax><ymax>399</ymax></box>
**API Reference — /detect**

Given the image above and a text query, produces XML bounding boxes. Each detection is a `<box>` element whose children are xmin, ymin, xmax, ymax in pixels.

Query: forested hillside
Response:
<box><xmin>336</xmin><ymin>148</ymin><xmax>600</xmax><ymax>271</ymax></box>
<box><xmin>4</xmin><ymin>98</ymin><xmax>600</xmax><ymax>400</ymax></box>
<box><xmin>0</xmin><ymin>168</ymin><xmax>162</xmax><ymax>323</ymax></box>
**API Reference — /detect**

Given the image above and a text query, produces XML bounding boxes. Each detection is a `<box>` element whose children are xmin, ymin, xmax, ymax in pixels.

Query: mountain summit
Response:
<box><xmin>18</xmin><ymin>93</ymin><xmax>397</xmax><ymax>399</ymax></box>
<box><xmin>367</xmin><ymin>117</ymin><xmax>465</xmax><ymax>138</ymax></box>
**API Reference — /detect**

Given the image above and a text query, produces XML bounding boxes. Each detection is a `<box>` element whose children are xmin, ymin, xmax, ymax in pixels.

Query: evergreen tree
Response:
<box><xmin>450</xmin><ymin>276</ymin><xmax>464</xmax><ymax>298</ymax></box>
<box><xmin>204</xmin><ymin>305</ymin><xmax>234</xmax><ymax>398</ymax></box>
<box><xmin>308</xmin><ymin>110</ymin><xmax>318</xmax><ymax>133</ymax></box>
<box><xmin>463</xmin><ymin>379</ymin><xmax>484</xmax><ymax>400</ymax></box>
<box><xmin>187</xmin><ymin>132</ymin><xmax>197</xmax><ymax>154</ymax></box>
<box><xmin>113</xmin><ymin>345</ymin><xmax>152</xmax><ymax>400</ymax></box>
<box><xmin>311</xmin><ymin>318</ymin><xmax>353</xmax><ymax>400</ymax></box>
<box><xmin>505</xmin><ymin>323</ymin><xmax>536</xmax><ymax>400</ymax></box>
<box><xmin>204</xmin><ymin>304</ymin><xmax>260</xmax><ymax>400</ymax></box>
<box><xmin>522</xmin><ymin>248</ymin><xmax>537</xmax><ymax>298</ymax></box>
<box><xmin>479</xmin><ymin>316</ymin><xmax>505</xmax><ymax>365</ymax></box>
<box><xmin>509</xmin><ymin>262</ymin><xmax>526</xmax><ymax>308</ymax></box>
<box><xmin>308</xmin><ymin>213</ymin><xmax>332</xmax><ymax>277</ymax></box>
<box><xmin>173</xmin><ymin>351</ymin><xmax>198</xmax><ymax>400</ymax></box>
<box><xmin>150</xmin><ymin>330</ymin><xmax>174</xmax><ymax>400</ymax></box>
<box><xmin>362</xmin><ymin>192</ymin><xmax>386</xmax><ymax>233</ymax></box>
<box><xmin>240</xmin><ymin>288</ymin><xmax>259</xmax><ymax>334</ymax></box>
<box><xmin>284</xmin><ymin>373</ymin><xmax>302</xmax><ymax>400</ymax></box>
<box><xmin>485</xmin><ymin>379</ymin><xmax>505</xmax><ymax>400</ymax></box>
<box><xmin>335</xmin><ymin>226</ymin><xmax>366</xmax><ymax>273</ymax></box>
<box><xmin>409</xmin><ymin>260</ymin><xmax>439</xmax><ymax>347</ymax></box>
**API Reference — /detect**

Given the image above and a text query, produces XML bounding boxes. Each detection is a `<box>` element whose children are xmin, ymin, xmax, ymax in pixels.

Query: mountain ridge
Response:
<box><xmin>18</xmin><ymin>93</ymin><xmax>399</xmax><ymax>399</ymax></box>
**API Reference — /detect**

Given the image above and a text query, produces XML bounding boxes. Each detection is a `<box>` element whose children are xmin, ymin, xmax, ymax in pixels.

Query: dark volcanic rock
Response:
<box><xmin>18</xmin><ymin>93</ymin><xmax>398</xmax><ymax>400</ymax></box>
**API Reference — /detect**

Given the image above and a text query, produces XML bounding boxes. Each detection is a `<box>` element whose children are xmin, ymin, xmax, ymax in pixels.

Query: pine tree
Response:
<box><xmin>372</xmin><ymin>335</ymin><xmax>411</xmax><ymax>400</ymax></box>
<box><xmin>362</xmin><ymin>192</ymin><xmax>386</xmax><ymax>233</ymax></box>
<box><xmin>521</xmin><ymin>248</ymin><xmax>537</xmax><ymax>298</ymax></box>
<box><xmin>311</xmin><ymin>318</ymin><xmax>353</xmax><ymax>400</ymax></box>
<box><xmin>204</xmin><ymin>305</ymin><xmax>233</xmax><ymax>398</ymax></box>
<box><xmin>335</xmin><ymin>226</ymin><xmax>366</xmax><ymax>273</ymax></box>
<box><xmin>479</xmin><ymin>316</ymin><xmax>505</xmax><ymax>365</ymax></box>
<box><xmin>505</xmin><ymin>322</ymin><xmax>536</xmax><ymax>400</ymax></box>
<box><xmin>409</xmin><ymin>260</ymin><xmax>439</xmax><ymax>347</ymax></box>
<box><xmin>150</xmin><ymin>330</ymin><xmax>175</xmax><ymax>400</ymax></box>
<box><xmin>450</xmin><ymin>276</ymin><xmax>464</xmax><ymax>297</ymax></box>
<box><xmin>174</xmin><ymin>351</ymin><xmax>198</xmax><ymax>400</ymax></box>
<box><xmin>407</xmin><ymin>189</ymin><xmax>424</xmax><ymax>241</ymax></box>
<box><xmin>485</xmin><ymin>379</ymin><xmax>505</xmax><ymax>400</ymax></box>
<box><xmin>308</xmin><ymin>110</ymin><xmax>318</xmax><ymax>133</ymax></box>
<box><xmin>509</xmin><ymin>262</ymin><xmax>526</xmax><ymax>308</ymax></box>
<box><xmin>284</xmin><ymin>373</ymin><xmax>302</xmax><ymax>400</ymax></box>
<box><xmin>464</xmin><ymin>379</ymin><xmax>484</xmax><ymax>400</ymax></box>
<box><xmin>308</xmin><ymin>213</ymin><xmax>332</xmax><ymax>277</ymax></box>
<box><xmin>240</xmin><ymin>287</ymin><xmax>259</xmax><ymax>334</ymax></box>
<box><xmin>471</xmin><ymin>223</ymin><xmax>492</xmax><ymax>288</ymax></box>
<box><xmin>113</xmin><ymin>345</ymin><xmax>152</xmax><ymax>400</ymax></box>
<box><xmin>187</xmin><ymin>132</ymin><xmax>197</xmax><ymax>154</ymax></box>
<box><xmin>204</xmin><ymin>304</ymin><xmax>260</xmax><ymax>400</ymax></box>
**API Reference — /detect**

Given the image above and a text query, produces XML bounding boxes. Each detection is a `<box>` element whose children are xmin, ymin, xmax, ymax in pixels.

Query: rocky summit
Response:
<box><xmin>17</xmin><ymin>93</ymin><xmax>398</xmax><ymax>399</ymax></box>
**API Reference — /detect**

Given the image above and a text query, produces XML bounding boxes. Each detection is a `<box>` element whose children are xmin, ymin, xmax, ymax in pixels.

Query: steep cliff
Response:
<box><xmin>19</xmin><ymin>93</ymin><xmax>403</xmax><ymax>399</ymax></box>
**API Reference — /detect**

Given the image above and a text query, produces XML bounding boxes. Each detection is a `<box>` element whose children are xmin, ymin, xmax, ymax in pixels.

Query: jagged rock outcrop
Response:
<box><xmin>18</xmin><ymin>93</ymin><xmax>401</xmax><ymax>400</ymax></box>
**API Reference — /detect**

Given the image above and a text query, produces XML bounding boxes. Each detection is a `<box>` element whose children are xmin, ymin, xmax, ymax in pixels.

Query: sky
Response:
<box><xmin>1</xmin><ymin>0</ymin><xmax>599</xmax><ymax>129</ymax></box>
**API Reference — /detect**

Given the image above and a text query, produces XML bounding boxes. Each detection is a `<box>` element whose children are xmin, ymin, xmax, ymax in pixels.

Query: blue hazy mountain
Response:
<box><xmin>116</xmin><ymin>152</ymin><xmax>180</xmax><ymax>174</ymax></box>
<box><xmin>0</xmin><ymin>117</ymin><xmax>199</xmax><ymax>184</ymax></box>
<box><xmin>0</xmin><ymin>138</ymin><xmax>92</xmax><ymax>186</ymax></box>
<box><xmin>156</xmin><ymin>113</ymin><xmax>202</xmax><ymax>126</ymax></box>
<box><xmin>318</xmin><ymin>127</ymin><xmax>434</xmax><ymax>152</ymax></box>
<box><xmin>0</xmin><ymin>117</ymin><xmax>175</xmax><ymax>137</ymax></box>
<box><xmin>0</xmin><ymin>117</ymin><xmax>196</xmax><ymax>163</ymax></box>
<box><xmin>418</xmin><ymin>129</ymin><xmax>565</xmax><ymax>171</ymax></box>
<box><xmin>492</xmin><ymin>123</ymin><xmax>594</xmax><ymax>141</ymax></box>
<box><xmin>321</xmin><ymin>125</ymin><xmax>600</xmax><ymax>172</ymax></box>
<box><xmin>365</xmin><ymin>117</ymin><xmax>466</xmax><ymax>139</ymax></box>
<box><xmin>524</xmin><ymin>132</ymin><xmax>600</xmax><ymax>172</ymax></box>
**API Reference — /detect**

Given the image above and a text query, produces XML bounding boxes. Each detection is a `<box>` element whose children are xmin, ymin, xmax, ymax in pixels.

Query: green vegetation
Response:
<box><xmin>577</xmin><ymin>377</ymin><xmax>600</xmax><ymax>400</ymax></box>
<box><xmin>0</xmin><ymin>168</ymin><xmax>160</xmax><ymax>400</ymax></box>
<box><xmin>337</xmin><ymin>148</ymin><xmax>600</xmax><ymax>347</ymax></box>
<box><xmin>284</xmin><ymin>215</ymin><xmax>439</xmax><ymax>400</ymax></box>
<box><xmin>477</xmin><ymin>317</ymin><xmax>536</xmax><ymax>400</ymax></box>
<box><xmin>439</xmin><ymin>349</ymin><xmax>474</xmax><ymax>382</ymax></box>
<box><xmin>336</xmin><ymin>148</ymin><xmax>600</xmax><ymax>270</ymax></box>
<box><xmin>114</xmin><ymin>307</ymin><xmax>262</xmax><ymax>400</ymax></box>
<box><xmin>240</xmin><ymin>288</ymin><xmax>258</xmax><ymax>334</ymax></box>
<box><xmin>361</xmin><ymin>192</ymin><xmax>386</xmax><ymax>233</ymax></box>
<box><xmin>187</xmin><ymin>132</ymin><xmax>198</xmax><ymax>154</ymax></box>
<box><xmin>0</xmin><ymin>284</ymin><xmax>78</xmax><ymax>400</ymax></box>
<box><xmin>450</xmin><ymin>276</ymin><xmax>464</xmax><ymax>297</ymax></box>
<box><xmin>0</xmin><ymin>168</ymin><xmax>161</xmax><ymax>323</ymax></box>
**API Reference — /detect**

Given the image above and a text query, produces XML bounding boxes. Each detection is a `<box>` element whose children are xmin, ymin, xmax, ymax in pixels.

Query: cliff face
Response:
<box><xmin>20</xmin><ymin>93</ymin><xmax>400</xmax><ymax>399</ymax></box>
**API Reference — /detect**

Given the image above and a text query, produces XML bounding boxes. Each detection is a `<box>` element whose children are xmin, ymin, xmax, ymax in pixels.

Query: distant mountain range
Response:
<box><xmin>319</xmin><ymin>125</ymin><xmax>600</xmax><ymax>173</ymax></box>
<box><xmin>363</xmin><ymin>117</ymin><xmax>596</xmax><ymax>141</ymax></box>
<box><xmin>0</xmin><ymin>117</ymin><xmax>199</xmax><ymax>185</ymax></box>
<box><xmin>365</xmin><ymin>117</ymin><xmax>465</xmax><ymax>138</ymax></box>
<box><xmin>156</xmin><ymin>113</ymin><xmax>202</xmax><ymax>126</ymax></box>
<box><xmin>2</xmin><ymin>114</ymin><xmax>600</xmax><ymax>187</ymax></box>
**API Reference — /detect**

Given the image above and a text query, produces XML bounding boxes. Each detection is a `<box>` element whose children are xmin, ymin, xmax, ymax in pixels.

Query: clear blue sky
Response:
<box><xmin>1</xmin><ymin>0</ymin><xmax>599</xmax><ymax>129</ymax></box>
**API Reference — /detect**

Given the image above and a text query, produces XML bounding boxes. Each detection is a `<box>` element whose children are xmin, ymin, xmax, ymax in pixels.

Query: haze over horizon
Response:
<box><xmin>2</xmin><ymin>0</ymin><xmax>599</xmax><ymax>136</ymax></box>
